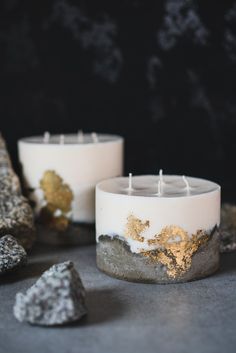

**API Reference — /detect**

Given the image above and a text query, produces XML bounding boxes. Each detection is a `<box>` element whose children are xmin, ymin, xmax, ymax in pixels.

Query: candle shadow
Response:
<box><xmin>85</xmin><ymin>288</ymin><xmax>126</xmax><ymax>325</ymax></box>
<box><xmin>217</xmin><ymin>252</ymin><xmax>236</xmax><ymax>276</ymax></box>
<box><xmin>58</xmin><ymin>289</ymin><xmax>126</xmax><ymax>328</ymax></box>
<box><xmin>0</xmin><ymin>260</ymin><xmax>55</xmax><ymax>285</ymax></box>
<box><xmin>28</xmin><ymin>242</ymin><xmax>95</xmax><ymax>257</ymax></box>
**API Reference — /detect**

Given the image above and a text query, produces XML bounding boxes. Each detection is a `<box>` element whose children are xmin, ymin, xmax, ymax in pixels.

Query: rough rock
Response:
<box><xmin>220</xmin><ymin>203</ymin><xmax>236</xmax><ymax>252</ymax></box>
<box><xmin>14</xmin><ymin>261</ymin><xmax>87</xmax><ymax>326</ymax></box>
<box><xmin>0</xmin><ymin>235</ymin><xmax>27</xmax><ymax>275</ymax></box>
<box><xmin>0</xmin><ymin>135</ymin><xmax>35</xmax><ymax>249</ymax></box>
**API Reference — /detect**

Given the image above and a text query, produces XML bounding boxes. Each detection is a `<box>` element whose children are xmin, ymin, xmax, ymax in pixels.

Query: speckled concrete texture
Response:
<box><xmin>96</xmin><ymin>228</ymin><xmax>219</xmax><ymax>283</ymax></box>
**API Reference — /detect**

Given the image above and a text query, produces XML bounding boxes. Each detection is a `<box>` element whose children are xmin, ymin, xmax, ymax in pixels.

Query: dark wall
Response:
<box><xmin>1</xmin><ymin>0</ymin><xmax>236</xmax><ymax>201</ymax></box>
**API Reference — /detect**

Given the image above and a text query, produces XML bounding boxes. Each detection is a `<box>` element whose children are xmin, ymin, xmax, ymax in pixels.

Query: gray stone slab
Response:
<box><xmin>0</xmin><ymin>241</ymin><xmax>236</xmax><ymax>353</ymax></box>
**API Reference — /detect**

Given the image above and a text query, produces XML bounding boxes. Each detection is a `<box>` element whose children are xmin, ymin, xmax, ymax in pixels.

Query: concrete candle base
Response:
<box><xmin>96</xmin><ymin>227</ymin><xmax>219</xmax><ymax>284</ymax></box>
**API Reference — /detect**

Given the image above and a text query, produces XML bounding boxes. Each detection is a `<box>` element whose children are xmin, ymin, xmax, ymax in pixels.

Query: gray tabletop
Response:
<box><xmin>1</xmin><ymin>242</ymin><xmax>236</xmax><ymax>353</ymax></box>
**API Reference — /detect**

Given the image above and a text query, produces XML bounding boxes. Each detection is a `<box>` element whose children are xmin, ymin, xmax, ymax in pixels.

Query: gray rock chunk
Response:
<box><xmin>0</xmin><ymin>235</ymin><xmax>27</xmax><ymax>275</ymax></box>
<box><xmin>0</xmin><ymin>135</ymin><xmax>35</xmax><ymax>249</ymax></box>
<box><xmin>14</xmin><ymin>261</ymin><xmax>87</xmax><ymax>326</ymax></box>
<box><xmin>220</xmin><ymin>203</ymin><xmax>236</xmax><ymax>252</ymax></box>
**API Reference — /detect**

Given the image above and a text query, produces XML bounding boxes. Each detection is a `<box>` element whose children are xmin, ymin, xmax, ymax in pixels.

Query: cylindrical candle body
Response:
<box><xmin>18</xmin><ymin>134</ymin><xmax>124</xmax><ymax>228</ymax></box>
<box><xmin>96</xmin><ymin>175</ymin><xmax>221</xmax><ymax>283</ymax></box>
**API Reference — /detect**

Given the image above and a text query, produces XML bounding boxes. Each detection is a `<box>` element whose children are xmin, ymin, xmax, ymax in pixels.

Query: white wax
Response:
<box><xmin>96</xmin><ymin>175</ymin><xmax>221</xmax><ymax>253</ymax></box>
<box><xmin>18</xmin><ymin>134</ymin><xmax>124</xmax><ymax>223</ymax></box>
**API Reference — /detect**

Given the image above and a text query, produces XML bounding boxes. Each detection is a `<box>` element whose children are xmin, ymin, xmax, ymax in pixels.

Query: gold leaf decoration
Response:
<box><xmin>148</xmin><ymin>225</ymin><xmax>189</xmax><ymax>246</ymax></box>
<box><xmin>39</xmin><ymin>170</ymin><xmax>73</xmax><ymax>231</ymax></box>
<box><xmin>40</xmin><ymin>170</ymin><xmax>73</xmax><ymax>213</ymax></box>
<box><xmin>124</xmin><ymin>215</ymin><xmax>210</xmax><ymax>278</ymax></box>
<box><xmin>143</xmin><ymin>226</ymin><xmax>209</xmax><ymax>278</ymax></box>
<box><xmin>125</xmin><ymin>215</ymin><xmax>150</xmax><ymax>242</ymax></box>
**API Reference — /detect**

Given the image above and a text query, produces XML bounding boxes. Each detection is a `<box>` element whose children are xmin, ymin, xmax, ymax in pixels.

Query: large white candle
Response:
<box><xmin>18</xmin><ymin>133</ymin><xmax>124</xmax><ymax>229</ymax></box>
<box><xmin>96</xmin><ymin>174</ymin><xmax>221</xmax><ymax>283</ymax></box>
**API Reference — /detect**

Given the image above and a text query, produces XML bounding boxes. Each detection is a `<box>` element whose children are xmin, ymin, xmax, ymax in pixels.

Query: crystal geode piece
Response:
<box><xmin>14</xmin><ymin>261</ymin><xmax>87</xmax><ymax>326</ymax></box>
<box><xmin>0</xmin><ymin>135</ymin><xmax>35</xmax><ymax>249</ymax></box>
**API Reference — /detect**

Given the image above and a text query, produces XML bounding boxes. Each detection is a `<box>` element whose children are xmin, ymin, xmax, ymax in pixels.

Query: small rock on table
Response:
<box><xmin>14</xmin><ymin>261</ymin><xmax>87</xmax><ymax>326</ymax></box>
<box><xmin>0</xmin><ymin>235</ymin><xmax>27</xmax><ymax>275</ymax></box>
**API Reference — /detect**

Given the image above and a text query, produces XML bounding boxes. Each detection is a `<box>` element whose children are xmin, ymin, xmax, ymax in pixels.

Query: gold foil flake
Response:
<box><xmin>40</xmin><ymin>170</ymin><xmax>73</xmax><ymax>213</ymax></box>
<box><xmin>39</xmin><ymin>170</ymin><xmax>73</xmax><ymax>231</ymax></box>
<box><xmin>148</xmin><ymin>225</ymin><xmax>189</xmax><ymax>246</ymax></box>
<box><xmin>124</xmin><ymin>214</ymin><xmax>211</xmax><ymax>278</ymax></box>
<box><xmin>142</xmin><ymin>228</ymin><xmax>209</xmax><ymax>278</ymax></box>
<box><xmin>125</xmin><ymin>215</ymin><xmax>150</xmax><ymax>242</ymax></box>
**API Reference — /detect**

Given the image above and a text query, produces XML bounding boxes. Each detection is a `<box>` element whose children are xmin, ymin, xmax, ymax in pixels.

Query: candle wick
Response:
<box><xmin>159</xmin><ymin>169</ymin><xmax>163</xmax><ymax>180</ymax></box>
<box><xmin>78</xmin><ymin>130</ymin><xmax>84</xmax><ymax>143</ymax></box>
<box><xmin>159</xmin><ymin>168</ymin><xmax>164</xmax><ymax>185</ymax></box>
<box><xmin>43</xmin><ymin>132</ymin><xmax>50</xmax><ymax>144</ymax></box>
<box><xmin>157</xmin><ymin>180</ymin><xmax>162</xmax><ymax>196</ymax></box>
<box><xmin>182</xmin><ymin>175</ymin><xmax>190</xmax><ymax>194</ymax></box>
<box><xmin>158</xmin><ymin>169</ymin><xmax>164</xmax><ymax>195</ymax></box>
<box><xmin>128</xmin><ymin>173</ymin><xmax>133</xmax><ymax>192</ymax></box>
<box><xmin>91</xmin><ymin>132</ymin><xmax>99</xmax><ymax>143</ymax></box>
<box><xmin>59</xmin><ymin>134</ymin><xmax>65</xmax><ymax>145</ymax></box>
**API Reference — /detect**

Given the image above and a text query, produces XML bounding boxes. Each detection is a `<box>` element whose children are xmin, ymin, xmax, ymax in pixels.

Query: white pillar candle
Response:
<box><xmin>96</xmin><ymin>174</ymin><xmax>221</xmax><ymax>283</ymax></box>
<box><xmin>18</xmin><ymin>133</ymin><xmax>124</xmax><ymax>228</ymax></box>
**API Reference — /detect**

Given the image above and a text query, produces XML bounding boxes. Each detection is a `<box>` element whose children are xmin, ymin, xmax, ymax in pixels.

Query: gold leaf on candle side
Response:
<box><xmin>39</xmin><ymin>170</ymin><xmax>73</xmax><ymax>231</ymax></box>
<box><xmin>40</xmin><ymin>170</ymin><xmax>73</xmax><ymax>213</ymax></box>
<box><xmin>125</xmin><ymin>215</ymin><xmax>150</xmax><ymax>242</ymax></box>
<box><xmin>148</xmin><ymin>225</ymin><xmax>189</xmax><ymax>246</ymax></box>
<box><xmin>142</xmin><ymin>227</ymin><xmax>209</xmax><ymax>278</ymax></box>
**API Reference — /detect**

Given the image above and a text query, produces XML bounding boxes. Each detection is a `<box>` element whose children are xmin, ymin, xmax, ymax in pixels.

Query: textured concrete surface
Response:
<box><xmin>0</xmin><ymin>242</ymin><xmax>236</xmax><ymax>353</ymax></box>
<box><xmin>97</xmin><ymin>230</ymin><xmax>219</xmax><ymax>283</ymax></box>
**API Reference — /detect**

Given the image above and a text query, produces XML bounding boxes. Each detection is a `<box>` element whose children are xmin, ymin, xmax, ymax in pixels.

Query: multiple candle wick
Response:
<box><xmin>42</xmin><ymin>132</ymin><xmax>192</xmax><ymax>196</ymax></box>
<box><xmin>127</xmin><ymin>170</ymin><xmax>191</xmax><ymax>196</ymax></box>
<box><xmin>43</xmin><ymin>131</ymin><xmax>99</xmax><ymax>144</ymax></box>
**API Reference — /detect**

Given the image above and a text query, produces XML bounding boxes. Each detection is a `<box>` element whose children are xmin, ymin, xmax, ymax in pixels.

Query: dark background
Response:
<box><xmin>1</xmin><ymin>0</ymin><xmax>236</xmax><ymax>201</ymax></box>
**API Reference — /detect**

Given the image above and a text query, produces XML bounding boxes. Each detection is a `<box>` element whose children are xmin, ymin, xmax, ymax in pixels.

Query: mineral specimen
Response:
<box><xmin>220</xmin><ymin>203</ymin><xmax>236</xmax><ymax>252</ymax></box>
<box><xmin>0</xmin><ymin>135</ymin><xmax>35</xmax><ymax>249</ymax></box>
<box><xmin>14</xmin><ymin>261</ymin><xmax>87</xmax><ymax>326</ymax></box>
<box><xmin>0</xmin><ymin>235</ymin><xmax>27</xmax><ymax>275</ymax></box>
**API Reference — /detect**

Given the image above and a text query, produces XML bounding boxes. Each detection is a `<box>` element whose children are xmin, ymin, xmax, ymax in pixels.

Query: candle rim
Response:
<box><xmin>18</xmin><ymin>133</ymin><xmax>124</xmax><ymax>146</ymax></box>
<box><xmin>96</xmin><ymin>174</ymin><xmax>221</xmax><ymax>199</ymax></box>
